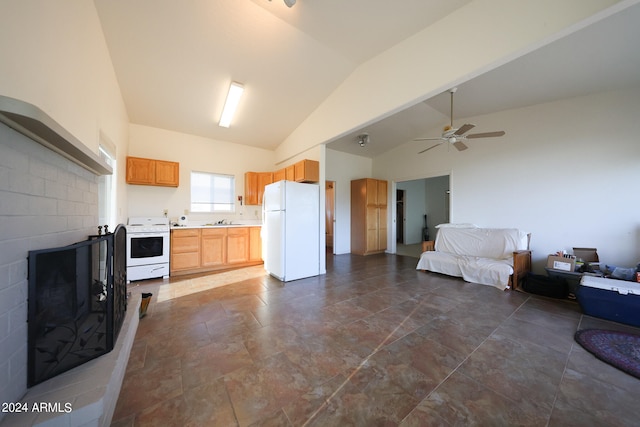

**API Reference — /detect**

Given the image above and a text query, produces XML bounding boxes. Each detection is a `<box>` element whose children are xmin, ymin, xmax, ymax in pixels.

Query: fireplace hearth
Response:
<box><xmin>27</xmin><ymin>224</ymin><xmax>127</xmax><ymax>387</ymax></box>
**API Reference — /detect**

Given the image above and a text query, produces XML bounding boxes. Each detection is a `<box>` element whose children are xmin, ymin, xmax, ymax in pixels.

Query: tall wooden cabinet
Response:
<box><xmin>351</xmin><ymin>178</ymin><xmax>388</xmax><ymax>255</ymax></box>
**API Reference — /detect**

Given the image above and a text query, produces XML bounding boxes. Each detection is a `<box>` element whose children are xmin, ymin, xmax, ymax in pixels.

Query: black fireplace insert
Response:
<box><xmin>27</xmin><ymin>225</ymin><xmax>127</xmax><ymax>387</ymax></box>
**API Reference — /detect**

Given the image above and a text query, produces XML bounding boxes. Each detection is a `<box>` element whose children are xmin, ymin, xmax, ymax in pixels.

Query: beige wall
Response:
<box><xmin>127</xmin><ymin>124</ymin><xmax>277</xmax><ymax>223</ymax></box>
<box><xmin>0</xmin><ymin>1</ymin><xmax>128</xmax><ymax>152</ymax></box>
<box><xmin>0</xmin><ymin>0</ymin><xmax>129</xmax><ymax>415</ymax></box>
<box><xmin>0</xmin><ymin>0</ymin><xmax>130</xmax><ymax>225</ymax></box>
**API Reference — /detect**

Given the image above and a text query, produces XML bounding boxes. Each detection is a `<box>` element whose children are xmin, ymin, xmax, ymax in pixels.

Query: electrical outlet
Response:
<box><xmin>184</xmin><ymin>209</ymin><xmax>189</xmax><ymax>215</ymax></box>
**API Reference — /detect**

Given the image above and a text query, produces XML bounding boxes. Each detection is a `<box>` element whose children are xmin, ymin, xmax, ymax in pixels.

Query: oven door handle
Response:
<box><xmin>129</xmin><ymin>232</ymin><xmax>169</xmax><ymax>237</ymax></box>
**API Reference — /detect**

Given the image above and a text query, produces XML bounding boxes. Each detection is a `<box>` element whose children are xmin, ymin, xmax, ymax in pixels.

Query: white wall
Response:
<box><xmin>276</xmin><ymin>0</ymin><xmax>621</xmax><ymax>163</ymax></box>
<box><xmin>127</xmin><ymin>124</ymin><xmax>277</xmax><ymax>223</ymax></box>
<box><xmin>0</xmin><ymin>1</ymin><xmax>129</xmax><ymax>416</ymax></box>
<box><xmin>0</xmin><ymin>1</ymin><xmax>129</xmax><ymax>164</ymax></box>
<box><xmin>326</xmin><ymin>149</ymin><xmax>372</xmax><ymax>254</ymax></box>
<box><xmin>375</xmin><ymin>87</ymin><xmax>640</xmax><ymax>271</ymax></box>
<box><xmin>0</xmin><ymin>1</ymin><xmax>130</xmax><ymax>226</ymax></box>
<box><xmin>425</xmin><ymin>175</ymin><xmax>450</xmax><ymax>241</ymax></box>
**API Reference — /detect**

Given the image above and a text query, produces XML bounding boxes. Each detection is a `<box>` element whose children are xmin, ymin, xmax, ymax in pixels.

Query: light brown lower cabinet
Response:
<box><xmin>227</xmin><ymin>227</ymin><xmax>249</xmax><ymax>264</ymax></box>
<box><xmin>170</xmin><ymin>227</ymin><xmax>262</xmax><ymax>276</ymax></box>
<box><xmin>201</xmin><ymin>228</ymin><xmax>227</xmax><ymax>267</ymax></box>
<box><xmin>249</xmin><ymin>227</ymin><xmax>262</xmax><ymax>262</ymax></box>
<box><xmin>170</xmin><ymin>229</ymin><xmax>200</xmax><ymax>271</ymax></box>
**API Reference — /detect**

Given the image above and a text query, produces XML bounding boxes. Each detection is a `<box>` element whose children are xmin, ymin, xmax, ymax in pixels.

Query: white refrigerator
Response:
<box><xmin>262</xmin><ymin>180</ymin><xmax>320</xmax><ymax>282</ymax></box>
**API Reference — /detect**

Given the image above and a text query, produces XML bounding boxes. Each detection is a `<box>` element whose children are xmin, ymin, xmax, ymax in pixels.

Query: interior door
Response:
<box><xmin>325</xmin><ymin>181</ymin><xmax>335</xmax><ymax>249</ymax></box>
<box><xmin>396</xmin><ymin>189</ymin><xmax>405</xmax><ymax>243</ymax></box>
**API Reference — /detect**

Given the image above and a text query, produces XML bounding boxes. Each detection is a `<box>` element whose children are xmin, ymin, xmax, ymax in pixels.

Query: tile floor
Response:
<box><xmin>111</xmin><ymin>254</ymin><xmax>640</xmax><ymax>426</ymax></box>
<box><xmin>395</xmin><ymin>243</ymin><xmax>423</xmax><ymax>259</ymax></box>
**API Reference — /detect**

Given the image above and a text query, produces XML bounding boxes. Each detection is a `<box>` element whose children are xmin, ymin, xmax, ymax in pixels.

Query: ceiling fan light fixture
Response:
<box><xmin>357</xmin><ymin>134</ymin><xmax>369</xmax><ymax>147</ymax></box>
<box><xmin>415</xmin><ymin>88</ymin><xmax>505</xmax><ymax>153</ymax></box>
<box><xmin>218</xmin><ymin>81</ymin><xmax>244</xmax><ymax>128</ymax></box>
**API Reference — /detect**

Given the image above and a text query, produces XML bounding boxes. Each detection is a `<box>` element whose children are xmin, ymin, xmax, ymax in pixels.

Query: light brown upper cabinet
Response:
<box><xmin>273</xmin><ymin>168</ymin><xmax>286</xmax><ymax>182</ymax></box>
<box><xmin>285</xmin><ymin>164</ymin><xmax>295</xmax><ymax>180</ymax></box>
<box><xmin>245</xmin><ymin>159</ymin><xmax>318</xmax><ymax>205</ymax></box>
<box><xmin>293</xmin><ymin>159</ymin><xmax>319</xmax><ymax>183</ymax></box>
<box><xmin>351</xmin><ymin>178</ymin><xmax>388</xmax><ymax>255</ymax></box>
<box><xmin>244</xmin><ymin>172</ymin><xmax>273</xmax><ymax>206</ymax></box>
<box><xmin>273</xmin><ymin>160</ymin><xmax>318</xmax><ymax>185</ymax></box>
<box><xmin>126</xmin><ymin>156</ymin><xmax>179</xmax><ymax>187</ymax></box>
<box><xmin>155</xmin><ymin>160</ymin><xmax>180</xmax><ymax>187</ymax></box>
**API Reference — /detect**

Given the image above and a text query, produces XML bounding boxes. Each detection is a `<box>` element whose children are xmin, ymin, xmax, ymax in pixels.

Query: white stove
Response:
<box><xmin>126</xmin><ymin>217</ymin><xmax>170</xmax><ymax>282</ymax></box>
<box><xmin>126</xmin><ymin>217</ymin><xmax>170</xmax><ymax>233</ymax></box>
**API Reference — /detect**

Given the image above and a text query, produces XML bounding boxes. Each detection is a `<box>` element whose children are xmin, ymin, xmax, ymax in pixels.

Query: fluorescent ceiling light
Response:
<box><xmin>218</xmin><ymin>81</ymin><xmax>244</xmax><ymax>128</ymax></box>
<box><xmin>268</xmin><ymin>0</ymin><xmax>296</xmax><ymax>7</ymax></box>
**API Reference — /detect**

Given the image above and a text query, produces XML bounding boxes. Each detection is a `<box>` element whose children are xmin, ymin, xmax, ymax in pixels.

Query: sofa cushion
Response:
<box><xmin>417</xmin><ymin>252</ymin><xmax>514</xmax><ymax>289</ymax></box>
<box><xmin>459</xmin><ymin>256</ymin><xmax>514</xmax><ymax>288</ymax></box>
<box><xmin>415</xmin><ymin>251</ymin><xmax>462</xmax><ymax>278</ymax></box>
<box><xmin>435</xmin><ymin>227</ymin><xmax>528</xmax><ymax>260</ymax></box>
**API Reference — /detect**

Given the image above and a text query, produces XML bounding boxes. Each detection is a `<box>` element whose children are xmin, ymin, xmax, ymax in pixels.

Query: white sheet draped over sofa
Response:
<box><xmin>416</xmin><ymin>226</ymin><xmax>529</xmax><ymax>290</ymax></box>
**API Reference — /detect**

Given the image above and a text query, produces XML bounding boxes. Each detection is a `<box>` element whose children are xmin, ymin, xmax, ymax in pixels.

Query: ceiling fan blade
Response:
<box><xmin>453</xmin><ymin>123</ymin><xmax>475</xmax><ymax>136</ymax></box>
<box><xmin>466</xmin><ymin>131</ymin><xmax>506</xmax><ymax>139</ymax></box>
<box><xmin>414</xmin><ymin>137</ymin><xmax>445</xmax><ymax>141</ymax></box>
<box><xmin>452</xmin><ymin>141</ymin><xmax>468</xmax><ymax>151</ymax></box>
<box><xmin>418</xmin><ymin>143</ymin><xmax>442</xmax><ymax>154</ymax></box>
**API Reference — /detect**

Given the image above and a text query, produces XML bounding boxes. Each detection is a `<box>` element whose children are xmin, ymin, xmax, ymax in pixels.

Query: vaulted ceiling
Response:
<box><xmin>94</xmin><ymin>0</ymin><xmax>640</xmax><ymax>158</ymax></box>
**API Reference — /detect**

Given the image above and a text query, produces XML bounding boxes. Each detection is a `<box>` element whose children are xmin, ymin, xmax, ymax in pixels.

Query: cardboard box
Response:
<box><xmin>573</xmin><ymin>247</ymin><xmax>600</xmax><ymax>270</ymax></box>
<box><xmin>546</xmin><ymin>255</ymin><xmax>576</xmax><ymax>272</ymax></box>
<box><xmin>573</xmin><ymin>247</ymin><xmax>599</xmax><ymax>262</ymax></box>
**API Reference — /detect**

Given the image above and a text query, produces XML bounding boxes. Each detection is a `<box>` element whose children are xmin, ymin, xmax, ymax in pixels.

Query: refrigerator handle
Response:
<box><xmin>260</xmin><ymin>198</ymin><xmax>265</xmax><ymax>238</ymax></box>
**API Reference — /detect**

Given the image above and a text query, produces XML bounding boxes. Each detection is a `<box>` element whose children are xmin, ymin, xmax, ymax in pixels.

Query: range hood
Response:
<box><xmin>0</xmin><ymin>95</ymin><xmax>112</xmax><ymax>175</ymax></box>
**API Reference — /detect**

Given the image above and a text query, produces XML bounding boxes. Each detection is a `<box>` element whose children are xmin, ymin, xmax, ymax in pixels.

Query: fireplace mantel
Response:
<box><xmin>0</xmin><ymin>95</ymin><xmax>111</xmax><ymax>176</ymax></box>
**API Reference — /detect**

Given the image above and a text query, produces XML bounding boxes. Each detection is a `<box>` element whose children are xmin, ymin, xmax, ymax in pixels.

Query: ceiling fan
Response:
<box><xmin>415</xmin><ymin>88</ymin><xmax>505</xmax><ymax>153</ymax></box>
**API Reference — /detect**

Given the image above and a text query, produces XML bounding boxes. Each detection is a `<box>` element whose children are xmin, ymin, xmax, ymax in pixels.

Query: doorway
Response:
<box><xmin>325</xmin><ymin>181</ymin><xmax>335</xmax><ymax>251</ymax></box>
<box><xmin>396</xmin><ymin>189</ymin><xmax>405</xmax><ymax>244</ymax></box>
<box><xmin>394</xmin><ymin>175</ymin><xmax>450</xmax><ymax>256</ymax></box>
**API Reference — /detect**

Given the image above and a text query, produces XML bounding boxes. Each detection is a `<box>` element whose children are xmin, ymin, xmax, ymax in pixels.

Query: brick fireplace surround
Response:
<box><xmin>0</xmin><ymin>121</ymin><xmax>137</xmax><ymax>426</ymax></box>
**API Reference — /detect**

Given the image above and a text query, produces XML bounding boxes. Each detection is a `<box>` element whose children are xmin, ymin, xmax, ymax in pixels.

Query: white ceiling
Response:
<box><xmin>328</xmin><ymin>2</ymin><xmax>640</xmax><ymax>157</ymax></box>
<box><xmin>94</xmin><ymin>0</ymin><xmax>640</xmax><ymax>157</ymax></box>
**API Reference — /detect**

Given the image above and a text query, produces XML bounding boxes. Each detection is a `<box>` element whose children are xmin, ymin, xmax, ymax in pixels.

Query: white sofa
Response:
<box><xmin>416</xmin><ymin>225</ymin><xmax>531</xmax><ymax>291</ymax></box>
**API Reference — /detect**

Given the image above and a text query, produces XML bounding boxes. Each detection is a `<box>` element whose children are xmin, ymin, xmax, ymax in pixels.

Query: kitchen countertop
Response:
<box><xmin>171</xmin><ymin>223</ymin><xmax>261</xmax><ymax>230</ymax></box>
